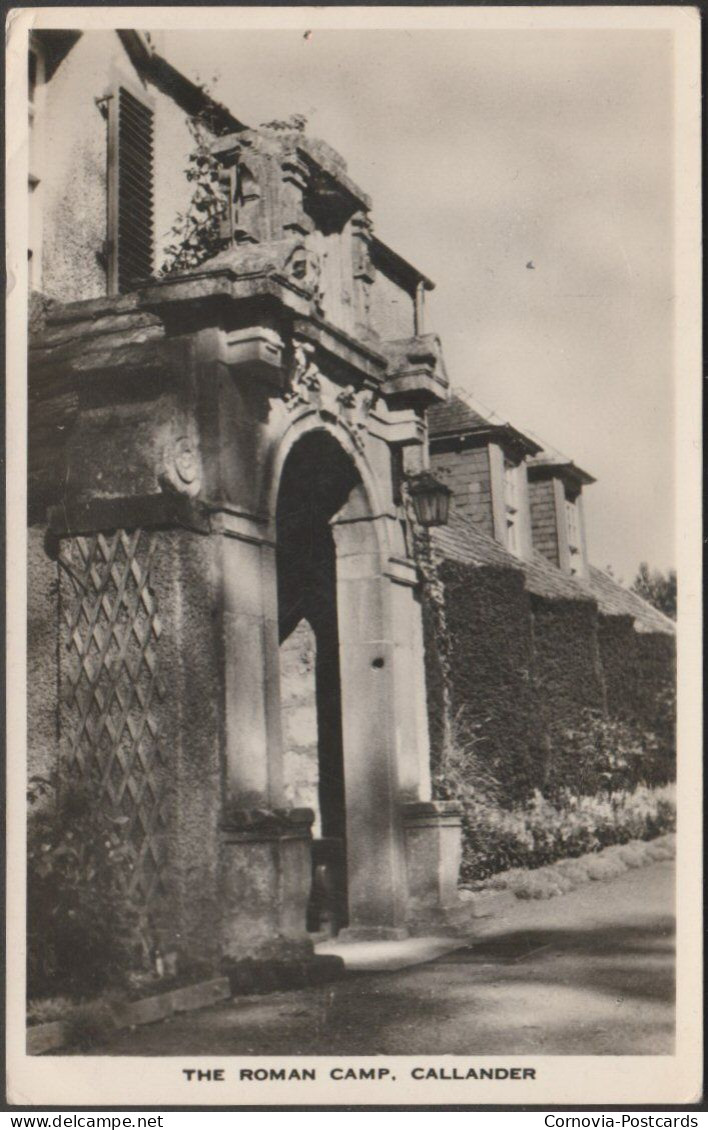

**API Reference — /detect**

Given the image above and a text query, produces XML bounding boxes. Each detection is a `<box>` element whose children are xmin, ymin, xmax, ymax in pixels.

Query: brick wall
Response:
<box><xmin>529</xmin><ymin>478</ymin><xmax>559</xmax><ymax>564</ymax></box>
<box><xmin>430</xmin><ymin>447</ymin><xmax>494</xmax><ymax>537</ymax></box>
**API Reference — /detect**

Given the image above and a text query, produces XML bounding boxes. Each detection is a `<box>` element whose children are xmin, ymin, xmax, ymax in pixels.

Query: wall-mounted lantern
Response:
<box><xmin>406</xmin><ymin>470</ymin><xmax>452</xmax><ymax>527</ymax></box>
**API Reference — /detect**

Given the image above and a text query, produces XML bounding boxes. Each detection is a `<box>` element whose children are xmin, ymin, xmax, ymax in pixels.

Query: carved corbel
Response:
<box><xmin>211</xmin><ymin>137</ymin><xmax>262</xmax><ymax>246</ymax></box>
<box><xmin>351</xmin><ymin>211</ymin><xmax>375</xmax><ymax>331</ymax></box>
<box><xmin>232</xmin><ymin>159</ymin><xmax>262</xmax><ymax>245</ymax></box>
<box><xmin>336</xmin><ymin>385</ymin><xmax>377</xmax><ymax>453</ymax></box>
<box><xmin>280</xmin><ymin>154</ymin><xmax>313</xmax><ymax>238</ymax></box>
<box><xmin>284</xmin><ymin>339</ymin><xmax>322</xmax><ymax>412</ymax></box>
<box><xmin>351</xmin><ymin>211</ymin><xmax>375</xmax><ymax>281</ymax></box>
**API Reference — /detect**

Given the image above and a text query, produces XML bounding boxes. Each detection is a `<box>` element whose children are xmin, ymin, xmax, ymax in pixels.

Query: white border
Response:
<box><xmin>5</xmin><ymin>5</ymin><xmax>702</xmax><ymax>1107</ymax></box>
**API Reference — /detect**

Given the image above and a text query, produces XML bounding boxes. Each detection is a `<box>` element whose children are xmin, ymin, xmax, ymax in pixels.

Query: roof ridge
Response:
<box><xmin>448</xmin><ymin>386</ymin><xmax>578</xmax><ymax>466</ymax></box>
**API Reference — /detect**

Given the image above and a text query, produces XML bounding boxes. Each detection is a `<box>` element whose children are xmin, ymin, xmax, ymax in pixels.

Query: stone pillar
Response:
<box><xmin>386</xmin><ymin>557</ymin><xmax>433</xmax><ymax>802</ymax></box>
<box><xmin>332</xmin><ymin>510</ymin><xmax>409</xmax><ymax>938</ymax></box>
<box><xmin>216</xmin><ymin>513</ymin><xmax>284</xmax><ymax>808</ymax></box>
<box><xmin>215</xmin><ymin>510</ymin><xmax>315</xmax><ymax>960</ymax></box>
<box><xmin>402</xmin><ymin>800</ymin><xmax>463</xmax><ymax>920</ymax></box>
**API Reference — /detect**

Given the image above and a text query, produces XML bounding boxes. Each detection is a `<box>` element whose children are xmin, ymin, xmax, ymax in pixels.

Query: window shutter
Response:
<box><xmin>110</xmin><ymin>86</ymin><xmax>154</xmax><ymax>292</ymax></box>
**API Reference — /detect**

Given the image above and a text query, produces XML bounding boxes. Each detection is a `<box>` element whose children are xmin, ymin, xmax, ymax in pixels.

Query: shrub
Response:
<box><xmin>433</xmin><ymin>704</ymin><xmax>677</xmax><ymax>881</ymax></box>
<box><xmin>27</xmin><ymin>773</ymin><xmax>143</xmax><ymax>1000</ymax></box>
<box><xmin>453</xmin><ymin>784</ymin><xmax>676</xmax><ymax>882</ymax></box>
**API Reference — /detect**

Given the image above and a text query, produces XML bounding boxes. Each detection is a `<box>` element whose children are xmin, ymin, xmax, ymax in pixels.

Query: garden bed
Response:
<box><xmin>27</xmin><ymin>975</ymin><xmax>231</xmax><ymax>1055</ymax></box>
<box><xmin>460</xmin><ymin>831</ymin><xmax>676</xmax><ymax>903</ymax></box>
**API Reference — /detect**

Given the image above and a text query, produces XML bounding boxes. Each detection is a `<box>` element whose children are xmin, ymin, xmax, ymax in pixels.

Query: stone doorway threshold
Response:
<box><xmin>314</xmin><ymin>935</ymin><xmax>466</xmax><ymax>972</ymax></box>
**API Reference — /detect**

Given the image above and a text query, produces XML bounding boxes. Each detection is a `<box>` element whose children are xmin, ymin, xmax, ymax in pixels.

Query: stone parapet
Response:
<box><xmin>220</xmin><ymin>807</ymin><xmax>315</xmax><ymax>962</ymax></box>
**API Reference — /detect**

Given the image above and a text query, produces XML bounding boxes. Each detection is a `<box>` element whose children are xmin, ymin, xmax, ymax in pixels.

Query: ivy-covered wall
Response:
<box><xmin>597</xmin><ymin>613</ymin><xmax>639</xmax><ymax>719</ymax></box>
<box><xmin>422</xmin><ymin>554</ymin><xmax>676</xmax><ymax>808</ymax></box>
<box><xmin>634</xmin><ymin>632</ymin><xmax>676</xmax><ymax>739</ymax></box>
<box><xmin>426</xmin><ymin>559</ymin><xmax>546</xmax><ymax>803</ymax></box>
<box><xmin>530</xmin><ymin>594</ymin><xmax>606</xmax><ymax>733</ymax></box>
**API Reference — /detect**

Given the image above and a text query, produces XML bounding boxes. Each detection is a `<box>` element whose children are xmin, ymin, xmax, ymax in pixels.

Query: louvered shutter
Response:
<box><xmin>110</xmin><ymin>86</ymin><xmax>154</xmax><ymax>292</ymax></box>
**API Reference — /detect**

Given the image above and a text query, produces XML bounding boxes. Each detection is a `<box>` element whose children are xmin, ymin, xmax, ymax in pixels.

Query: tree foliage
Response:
<box><xmin>631</xmin><ymin>562</ymin><xmax>677</xmax><ymax>620</ymax></box>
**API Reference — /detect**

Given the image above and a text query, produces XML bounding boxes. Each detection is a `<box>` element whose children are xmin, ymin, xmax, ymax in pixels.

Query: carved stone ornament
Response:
<box><xmin>284</xmin><ymin>341</ymin><xmax>377</xmax><ymax>453</ymax></box>
<box><xmin>161</xmin><ymin>434</ymin><xmax>202</xmax><ymax>497</ymax></box>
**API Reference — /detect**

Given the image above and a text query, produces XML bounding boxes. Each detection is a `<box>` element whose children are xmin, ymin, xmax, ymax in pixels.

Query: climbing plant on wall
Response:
<box><xmin>161</xmin><ymin>106</ymin><xmax>230</xmax><ymax>275</ymax></box>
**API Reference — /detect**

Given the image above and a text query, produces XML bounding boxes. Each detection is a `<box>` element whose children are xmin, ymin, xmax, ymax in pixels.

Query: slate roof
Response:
<box><xmin>580</xmin><ymin>566</ymin><xmax>676</xmax><ymax>636</ymax></box>
<box><xmin>428</xmin><ymin>392</ymin><xmax>494</xmax><ymax>436</ymax></box>
<box><xmin>527</xmin><ymin>445</ymin><xmax>595</xmax><ymax>485</ymax></box>
<box><xmin>431</xmin><ymin>515</ymin><xmax>675</xmax><ymax>635</ymax></box>
<box><xmin>432</xmin><ymin>515</ymin><xmax>595</xmax><ymax>603</ymax></box>
<box><xmin>428</xmin><ymin>390</ymin><xmax>541</xmax><ymax>455</ymax></box>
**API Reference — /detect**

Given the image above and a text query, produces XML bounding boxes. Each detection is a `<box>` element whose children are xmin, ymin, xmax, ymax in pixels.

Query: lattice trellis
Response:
<box><xmin>58</xmin><ymin>529</ymin><xmax>168</xmax><ymax>944</ymax></box>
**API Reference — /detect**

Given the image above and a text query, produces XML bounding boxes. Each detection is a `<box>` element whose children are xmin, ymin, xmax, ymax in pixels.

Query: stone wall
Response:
<box><xmin>280</xmin><ymin>619</ymin><xmax>320</xmax><ymax>834</ymax></box>
<box><xmin>369</xmin><ymin>269</ymin><xmax>416</xmax><ymax>341</ymax></box>
<box><xmin>29</xmin><ymin>520</ymin><xmax>226</xmax><ymax>964</ymax></box>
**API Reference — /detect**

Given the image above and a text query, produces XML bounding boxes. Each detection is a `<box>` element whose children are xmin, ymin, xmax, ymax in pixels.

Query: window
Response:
<box><xmin>108</xmin><ymin>86</ymin><xmax>154</xmax><ymax>293</ymax></box>
<box><xmin>503</xmin><ymin>459</ymin><xmax>520</xmax><ymax>556</ymax></box>
<box><xmin>565</xmin><ymin>495</ymin><xmax>581</xmax><ymax>574</ymax></box>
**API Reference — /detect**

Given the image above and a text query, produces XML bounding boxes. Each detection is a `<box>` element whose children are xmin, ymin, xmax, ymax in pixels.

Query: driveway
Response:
<box><xmin>77</xmin><ymin>860</ymin><xmax>675</xmax><ymax>1056</ymax></box>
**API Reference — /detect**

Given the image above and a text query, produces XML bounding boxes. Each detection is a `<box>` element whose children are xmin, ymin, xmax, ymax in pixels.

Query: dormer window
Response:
<box><xmin>565</xmin><ymin>495</ymin><xmax>581</xmax><ymax>574</ymax></box>
<box><xmin>503</xmin><ymin>459</ymin><xmax>521</xmax><ymax>557</ymax></box>
<box><xmin>565</xmin><ymin>496</ymin><xmax>579</xmax><ymax>551</ymax></box>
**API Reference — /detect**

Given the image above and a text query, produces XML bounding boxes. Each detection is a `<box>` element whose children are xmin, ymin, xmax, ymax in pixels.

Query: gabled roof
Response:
<box><xmin>527</xmin><ymin>443</ymin><xmax>595</xmax><ymax>486</ymax></box>
<box><xmin>428</xmin><ymin>390</ymin><xmax>541</xmax><ymax>458</ymax></box>
<box><xmin>431</xmin><ymin>514</ymin><xmax>675</xmax><ymax>635</ymax></box>
<box><xmin>34</xmin><ymin>29</ymin><xmax>246</xmax><ymax>135</ymax></box>
<box><xmin>429</xmin><ymin>389</ymin><xmax>595</xmax><ymax>483</ymax></box>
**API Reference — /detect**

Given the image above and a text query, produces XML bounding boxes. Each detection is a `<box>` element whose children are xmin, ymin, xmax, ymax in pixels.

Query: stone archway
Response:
<box><xmin>275</xmin><ymin>427</ymin><xmax>410</xmax><ymax>937</ymax></box>
<box><xmin>276</xmin><ymin>431</ymin><xmax>357</xmax><ymax>932</ymax></box>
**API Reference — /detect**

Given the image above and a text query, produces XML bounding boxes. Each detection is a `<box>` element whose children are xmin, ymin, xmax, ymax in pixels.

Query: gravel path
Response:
<box><xmin>75</xmin><ymin>859</ymin><xmax>675</xmax><ymax>1057</ymax></box>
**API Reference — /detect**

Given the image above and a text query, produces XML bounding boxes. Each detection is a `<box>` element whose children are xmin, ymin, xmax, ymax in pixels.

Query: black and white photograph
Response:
<box><xmin>5</xmin><ymin>4</ymin><xmax>702</xmax><ymax>1108</ymax></box>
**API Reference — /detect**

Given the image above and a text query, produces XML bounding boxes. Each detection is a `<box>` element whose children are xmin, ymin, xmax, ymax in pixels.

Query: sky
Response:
<box><xmin>162</xmin><ymin>26</ymin><xmax>675</xmax><ymax>581</ymax></box>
